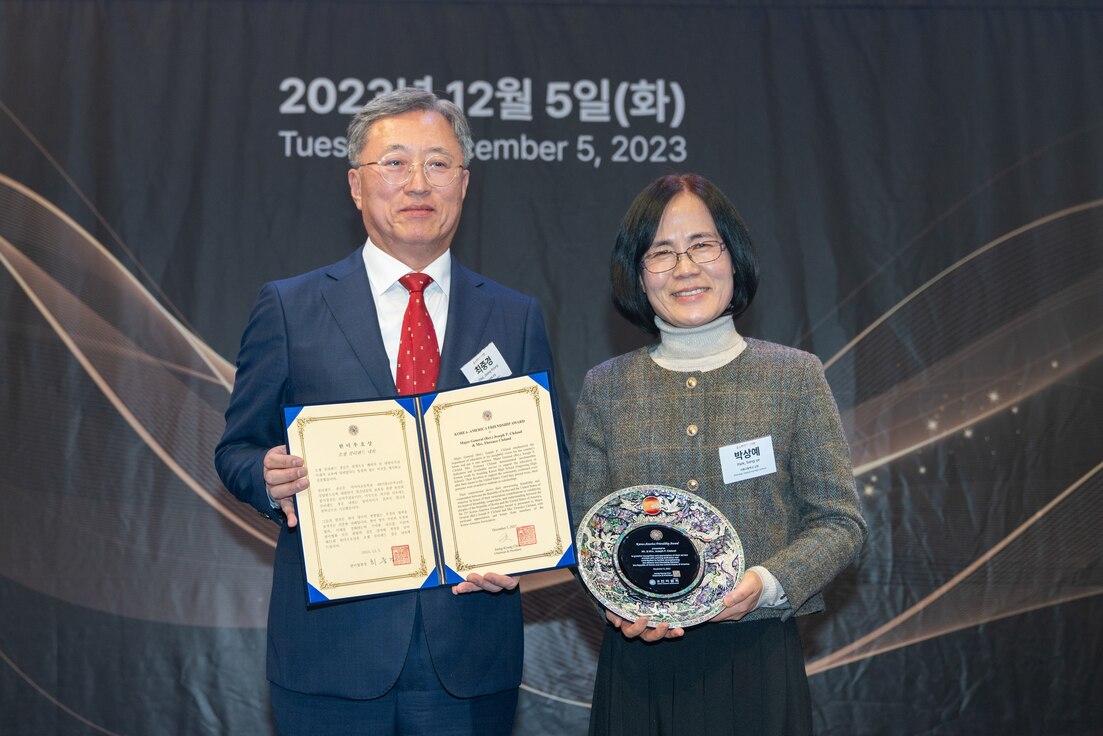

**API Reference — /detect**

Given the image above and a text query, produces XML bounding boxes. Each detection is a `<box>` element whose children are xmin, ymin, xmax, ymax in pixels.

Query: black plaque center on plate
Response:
<box><xmin>614</xmin><ymin>523</ymin><xmax>703</xmax><ymax>600</ymax></box>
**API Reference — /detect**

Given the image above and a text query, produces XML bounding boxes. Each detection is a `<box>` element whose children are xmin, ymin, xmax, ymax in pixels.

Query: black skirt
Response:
<box><xmin>587</xmin><ymin>617</ymin><xmax>813</xmax><ymax>736</ymax></box>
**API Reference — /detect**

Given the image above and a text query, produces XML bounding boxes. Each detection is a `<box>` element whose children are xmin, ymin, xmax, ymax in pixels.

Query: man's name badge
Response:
<box><xmin>575</xmin><ymin>485</ymin><xmax>744</xmax><ymax>628</ymax></box>
<box><xmin>461</xmin><ymin>342</ymin><xmax>512</xmax><ymax>383</ymax></box>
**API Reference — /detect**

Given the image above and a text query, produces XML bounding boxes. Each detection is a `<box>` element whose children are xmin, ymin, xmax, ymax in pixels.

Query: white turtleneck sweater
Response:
<box><xmin>649</xmin><ymin>316</ymin><xmax>790</xmax><ymax>612</ymax></box>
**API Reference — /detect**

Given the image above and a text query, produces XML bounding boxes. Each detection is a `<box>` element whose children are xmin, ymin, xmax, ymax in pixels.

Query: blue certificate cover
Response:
<box><xmin>282</xmin><ymin>371</ymin><xmax>574</xmax><ymax>605</ymax></box>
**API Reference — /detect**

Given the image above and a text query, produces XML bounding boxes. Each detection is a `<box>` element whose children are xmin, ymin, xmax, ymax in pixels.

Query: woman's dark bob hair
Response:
<box><xmin>611</xmin><ymin>173</ymin><xmax>759</xmax><ymax>336</ymax></box>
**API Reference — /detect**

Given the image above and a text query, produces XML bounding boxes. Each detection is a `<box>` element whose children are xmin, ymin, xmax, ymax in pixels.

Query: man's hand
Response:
<box><xmin>452</xmin><ymin>572</ymin><xmax>520</xmax><ymax>595</ymax></box>
<box><xmin>263</xmin><ymin>445</ymin><xmax>308</xmax><ymax>527</ymax></box>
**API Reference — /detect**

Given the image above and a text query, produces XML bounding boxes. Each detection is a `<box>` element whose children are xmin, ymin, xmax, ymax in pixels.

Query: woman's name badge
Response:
<box><xmin>719</xmin><ymin>436</ymin><xmax>777</xmax><ymax>483</ymax></box>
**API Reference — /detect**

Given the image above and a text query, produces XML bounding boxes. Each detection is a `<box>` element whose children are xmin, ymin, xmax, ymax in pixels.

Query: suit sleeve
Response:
<box><xmin>517</xmin><ymin>297</ymin><xmax>554</xmax><ymax>376</ymax></box>
<box><xmin>214</xmin><ymin>282</ymin><xmax>290</xmax><ymax>522</ymax></box>
<box><xmin>760</xmin><ymin>355</ymin><xmax>868</xmax><ymax>615</ymax></box>
<box><xmin>517</xmin><ymin>297</ymin><xmax>572</xmax><ymax>478</ymax></box>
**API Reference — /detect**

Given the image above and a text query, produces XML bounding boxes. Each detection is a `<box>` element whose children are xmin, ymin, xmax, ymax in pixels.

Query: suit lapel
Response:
<box><xmin>438</xmin><ymin>260</ymin><xmax>495</xmax><ymax>389</ymax></box>
<box><xmin>320</xmin><ymin>249</ymin><xmax>397</xmax><ymax>396</ymax></box>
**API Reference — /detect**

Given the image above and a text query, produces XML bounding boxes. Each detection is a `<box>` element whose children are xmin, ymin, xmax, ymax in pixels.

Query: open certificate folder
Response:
<box><xmin>283</xmin><ymin>371</ymin><xmax>575</xmax><ymax>605</ymax></box>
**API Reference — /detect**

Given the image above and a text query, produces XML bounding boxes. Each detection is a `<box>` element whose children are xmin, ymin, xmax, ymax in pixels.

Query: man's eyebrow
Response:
<box><xmin>376</xmin><ymin>144</ymin><xmax>454</xmax><ymax>156</ymax></box>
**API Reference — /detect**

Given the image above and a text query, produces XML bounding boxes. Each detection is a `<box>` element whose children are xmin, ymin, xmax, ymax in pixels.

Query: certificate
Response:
<box><xmin>283</xmin><ymin>372</ymin><xmax>574</xmax><ymax>605</ymax></box>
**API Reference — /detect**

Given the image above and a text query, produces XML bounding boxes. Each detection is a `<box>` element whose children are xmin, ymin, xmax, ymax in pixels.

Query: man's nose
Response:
<box><xmin>405</xmin><ymin>163</ymin><xmax>432</xmax><ymax>191</ymax></box>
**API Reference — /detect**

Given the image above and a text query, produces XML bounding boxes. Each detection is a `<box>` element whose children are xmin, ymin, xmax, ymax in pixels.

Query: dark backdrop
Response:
<box><xmin>2</xmin><ymin>1</ymin><xmax>1101</xmax><ymax>734</ymax></box>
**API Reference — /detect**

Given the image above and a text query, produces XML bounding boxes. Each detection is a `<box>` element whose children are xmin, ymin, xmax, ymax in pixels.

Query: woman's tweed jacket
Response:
<box><xmin>569</xmin><ymin>337</ymin><xmax>867</xmax><ymax>621</ymax></box>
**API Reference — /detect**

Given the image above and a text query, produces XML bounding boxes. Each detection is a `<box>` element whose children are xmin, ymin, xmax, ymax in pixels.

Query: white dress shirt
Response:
<box><xmin>361</xmin><ymin>239</ymin><xmax>451</xmax><ymax>383</ymax></box>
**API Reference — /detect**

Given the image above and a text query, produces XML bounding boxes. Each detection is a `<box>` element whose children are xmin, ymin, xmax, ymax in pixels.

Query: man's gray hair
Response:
<box><xmin>346</xmin><ymin>88</ymin><xmax>474</xmax><ymax>167</ymax></box>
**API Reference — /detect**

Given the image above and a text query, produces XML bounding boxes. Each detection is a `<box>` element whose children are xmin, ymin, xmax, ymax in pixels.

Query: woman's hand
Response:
<box><xmin>708</xmin><ymin>569</ymin><xmax>763</xmax><ymax>623</ymax></box>
<box><xmin>607</xmin><ymin>610</ymin><xmax>684</xmax><ymax>642</ymax></box>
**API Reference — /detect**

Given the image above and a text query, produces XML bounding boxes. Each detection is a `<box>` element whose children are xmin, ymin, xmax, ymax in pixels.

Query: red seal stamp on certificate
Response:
<box><xmin>516</xmin><ymin>525</ymin><xmax>536</xmax><ymax>546</ymax></box>
<box><xmin>391</xmin><ymin>545</ymin><xmax>411</xmax><ymax>566</ymax></box>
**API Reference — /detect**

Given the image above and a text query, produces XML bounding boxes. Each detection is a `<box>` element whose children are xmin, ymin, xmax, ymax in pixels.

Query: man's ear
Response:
<box><xmin>348</xmin><ymin>169</ymin><xmax>363</xmax><ymax>210</ymax></box>
<box><xmin>458</xmin><ymin>167</ymin><xmax>471</xmax><ymax>201</ymax></box>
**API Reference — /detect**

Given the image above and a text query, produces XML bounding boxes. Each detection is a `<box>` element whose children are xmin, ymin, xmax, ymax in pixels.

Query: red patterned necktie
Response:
<box><xmin>396</xmin><ymin>273</ymin><xmax>440</xmax><ymax>395</ymax></box>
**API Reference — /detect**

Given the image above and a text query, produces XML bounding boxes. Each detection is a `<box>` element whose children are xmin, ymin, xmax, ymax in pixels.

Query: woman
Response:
<box><xmin>570</xmin><ymin>174</ymin><xmax>867</xmax><ymax>736</ymax></box>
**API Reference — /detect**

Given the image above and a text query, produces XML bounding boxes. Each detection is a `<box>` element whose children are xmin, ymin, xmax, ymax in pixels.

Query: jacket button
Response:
<box><xmin>686</xmin><ymin>376</ymin><xmax>698</xmax><ymax>389</ymax></box>
<box><xmin>687</xmin><ymin>479</ymin><xmax>699</xmax><ymax>491</ymax></box>
<box><xmin>687</xmin><ymin>424</ymin><xmax>698</xmax><ymax>436</ymax></box>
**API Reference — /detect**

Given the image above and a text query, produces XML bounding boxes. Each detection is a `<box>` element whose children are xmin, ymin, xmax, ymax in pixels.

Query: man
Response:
<box><xmin>215</xmin><ymin>88</ymin><xmax>561</xmax><ymax>735</ymax></box>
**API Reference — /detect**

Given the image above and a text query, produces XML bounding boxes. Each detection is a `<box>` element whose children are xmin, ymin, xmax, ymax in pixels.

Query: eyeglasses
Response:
<box><xmin>353</xmin><ymin>154</ymin><xmax>464</xmax><ymax>188</ymax></box>
<box><xmin>641</xmin><ymin>241</ymin><xmax>727</xmax><ymax>273</ymax></box>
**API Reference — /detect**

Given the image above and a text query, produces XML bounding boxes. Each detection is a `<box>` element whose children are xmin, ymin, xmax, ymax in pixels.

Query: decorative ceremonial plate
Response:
<box><xmin>575</xmin><ymin>485</ymin><xmax>744</xmax><ymax>629</ymax></box>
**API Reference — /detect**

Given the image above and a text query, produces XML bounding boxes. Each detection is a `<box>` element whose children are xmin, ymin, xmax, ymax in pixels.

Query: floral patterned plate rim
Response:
<box><xmin>574</xmin><ymin>484</ymin><xmax>744</xmax><ymax>628</ymax></box>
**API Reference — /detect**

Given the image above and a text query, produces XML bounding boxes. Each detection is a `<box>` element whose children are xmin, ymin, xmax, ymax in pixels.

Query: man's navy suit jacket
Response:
<box><xmin>215</xmin><ymin>248</ymin><xmax>563</xmax><ymax>699</ymax></box>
